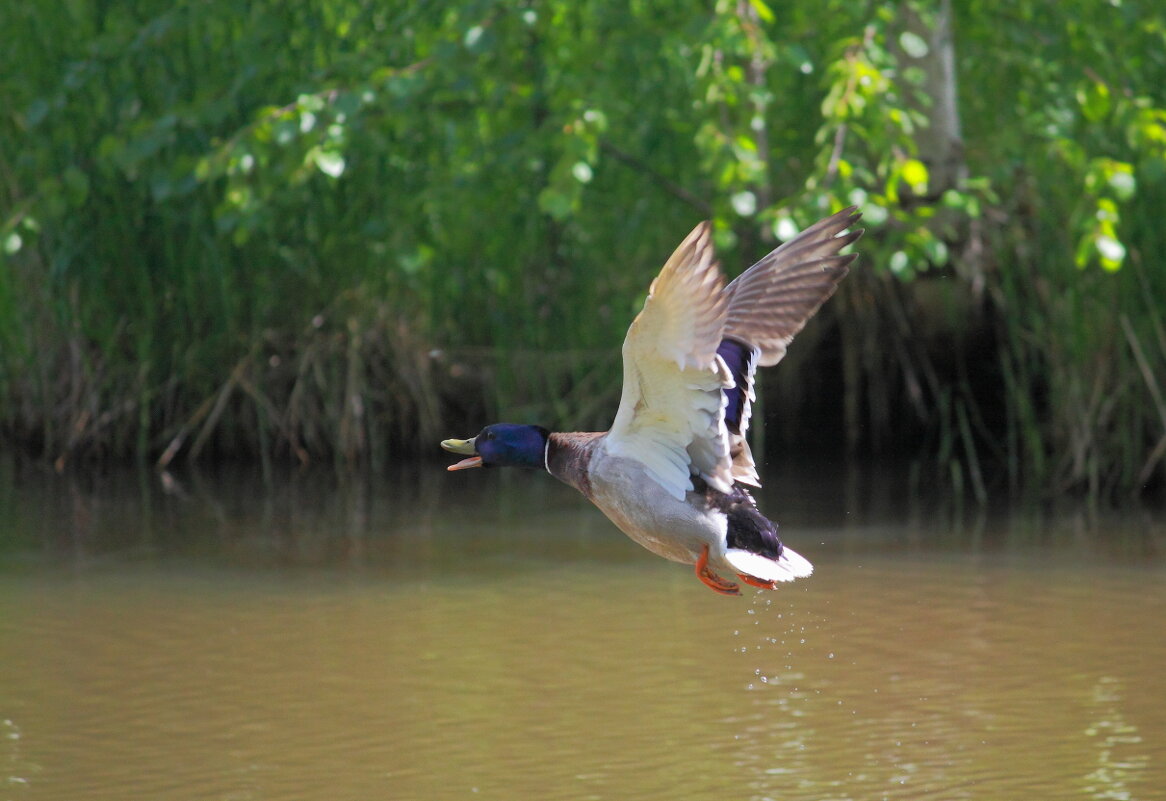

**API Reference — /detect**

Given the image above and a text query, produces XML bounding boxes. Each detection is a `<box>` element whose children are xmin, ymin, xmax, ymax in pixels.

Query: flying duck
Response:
<box><xmin>442</xmin><ymin>207</ymin><xmax>862</xmax><ymax>594</ymax></box>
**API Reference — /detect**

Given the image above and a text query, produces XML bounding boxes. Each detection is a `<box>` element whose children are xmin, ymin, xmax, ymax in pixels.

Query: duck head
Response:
<box><xmin>441</xmin><ymin>424</ymin><xmax>551</xmax><ymax>471</ymax></box>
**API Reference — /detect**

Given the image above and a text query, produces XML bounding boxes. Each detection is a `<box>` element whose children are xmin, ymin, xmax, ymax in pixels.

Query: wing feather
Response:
<box><xmin>606</xmin><ymin>209</ymin><xmax>862</xmax><ymax>500</ymax></box>
<box><xmin>720</xmin><ymin>207</ymin><xmax>863</xmax><ymax>483</ymax></box>
<box><xmin>606</xmin><ymin>222</ymin><xmax>734</xmax><ymax>500</ymax></box>
<box><xmin>724</xmin><ymin>207</ymin><xmax>863</xmax><ymax>367</ymax></box>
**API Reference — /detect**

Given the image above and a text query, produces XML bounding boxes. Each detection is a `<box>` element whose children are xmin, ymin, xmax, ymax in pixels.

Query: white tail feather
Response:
<box><xmin>724</xmin><ymin>545</ymin><xmax>814</xmax><ymax>583</ymax></box>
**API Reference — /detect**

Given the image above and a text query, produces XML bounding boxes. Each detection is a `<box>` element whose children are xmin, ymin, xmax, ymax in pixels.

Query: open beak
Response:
<box><xmin>441</xmin><ymin>437</ymin><xmax>483</xmax><ymax>470</ymax></box>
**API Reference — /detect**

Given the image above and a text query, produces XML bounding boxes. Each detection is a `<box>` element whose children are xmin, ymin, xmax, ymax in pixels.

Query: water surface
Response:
<box><xmin>1</xmin><ymin>461</ymin><xmax>1164</xmax><ymax>800</ymax></box>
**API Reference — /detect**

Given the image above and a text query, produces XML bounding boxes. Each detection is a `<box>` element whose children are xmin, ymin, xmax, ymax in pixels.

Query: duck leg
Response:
<box><xmin>695</xmin><ymin>544</ymin><xmax>741</xmax><ymax>595</ymax></box>
<box><xmin>736</xmin><ymin>573</ymin><xmax>778</xmax><ymax>590</ymax></box>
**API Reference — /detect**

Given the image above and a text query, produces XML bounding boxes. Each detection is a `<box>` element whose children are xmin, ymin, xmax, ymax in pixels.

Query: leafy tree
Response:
<box><xmin>2</xmin><ymin>0</ymin><xmax>1165</xmax><ymax>499</ymax></box>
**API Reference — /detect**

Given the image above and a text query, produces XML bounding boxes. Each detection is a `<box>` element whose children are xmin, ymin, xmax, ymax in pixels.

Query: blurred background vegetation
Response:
<box><xmin>2</xmin><ymin>0</ymin><xmax>1165</xmax><ymax>502</ymax></box>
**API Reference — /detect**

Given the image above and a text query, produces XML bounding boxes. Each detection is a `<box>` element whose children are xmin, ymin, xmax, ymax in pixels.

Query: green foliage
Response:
<box><xmin>1</xmin><ymin>0</ymin><xmax>1165</xmax><ymax>500</ymax></box>
<box><xmin>949</xmin><ymin>0</ymin><xmax>1166</xmax><ymax>496</ymax></box>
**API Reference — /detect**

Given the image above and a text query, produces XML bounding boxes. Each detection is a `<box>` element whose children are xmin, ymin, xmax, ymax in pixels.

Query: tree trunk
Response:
<box><xmin>895</xmin><ymin>0</ymin><xmax>966</xmax><ymax>200</ymax></box>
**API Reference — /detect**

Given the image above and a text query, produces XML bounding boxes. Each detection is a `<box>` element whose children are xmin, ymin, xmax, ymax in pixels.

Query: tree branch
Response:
<box><xmin>599</xmin><ymin>140</ymin><xmax>713</xmax><ymax>217</ymax></box>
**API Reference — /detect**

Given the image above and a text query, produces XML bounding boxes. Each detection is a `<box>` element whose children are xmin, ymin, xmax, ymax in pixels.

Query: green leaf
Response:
<box><xmin>1107</xmin><ymin>168</ymin><xmax>1136</xmax><ymax>202</ymax></box>
<box><xmin>1075</xmin><ymin>235</ymin><xmax>1092</xmax><ymax>268</ymax></box>
<box><xmin>1095</xmin><ymin>197</ymin><xmax>1119</xmax><ymax>222</ymax></box>
<box><xmin>1096</xmin><ymin>235</ymin><xmax>1125</xmax><ymax>270</ymax></box>
<box><xmin>537</xmin><ymin>187</ymin><xmax>574</xmax><ymax>220</ymax></box>
<box><xmin>312</xmin><ymin>148</ymin><xmax>346</xmax><ymax>178</ymax></box>
<box><xmin>731</xmin><ymin>191</ymin><xmax>757</xmax><ymax>217</ymax></box>
<box><xmin>898</xmin><ymin>31</ymin><xmax>929</xmax><ymax>59</ymax></box>
<box><xmin>901</xmin><ymin>159</ymin><xmax>929</xmax><ymax>194</ymax></box>
<box><xmin>773</xmin><ymin>216</ymin><xmax>799</xmax><ymax>241</ymax></box>
<box><xmin>464</xmin><ymin>25</ymin><xmax>494</xmax><ymax>53</ymax></box>
<box><xmin>859</xmin><ymin>201</ymin><xmax>888</xmax><ymax>225</ymax></box>
<box><xmin>923</xmin><ymin>237</ymin><xmax>949</xmax><ymax>267</ymax></box>
<box><xmin>3</xmin><ymin>232</ymin><xmax>22</xmax><ymax>255</ymax></box>
<box><xmin>748</xmin><ymin>0</ymin><xmax>775</xmax><ymax>23</ymax></box>
<box><xmin>1077</xmin><ymin>80</ymin><xmax>1111</xmax><ymax>122</ymax></box>
<box><xmin>581</xmin><ymin>109</ymin><xmax>608</xmax><ymax>132</ymax></box>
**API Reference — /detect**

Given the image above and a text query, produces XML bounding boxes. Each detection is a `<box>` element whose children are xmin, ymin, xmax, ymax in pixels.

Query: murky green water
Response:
<box><xmin>1</xmin><ymin>461</ymin><xmax>1164</xmax><ymax>800</ymax></box>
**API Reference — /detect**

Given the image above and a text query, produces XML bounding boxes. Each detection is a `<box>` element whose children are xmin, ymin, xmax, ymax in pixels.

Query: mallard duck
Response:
<box><xmin>442</xmin><ymin>208</ymin><xmax>862</xmax><ymax>595</ymax></box>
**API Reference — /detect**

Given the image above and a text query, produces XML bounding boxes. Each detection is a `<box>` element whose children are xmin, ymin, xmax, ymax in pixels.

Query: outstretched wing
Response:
<box><xmin>605</xmin><ymin>210</ymin><xmax>862</xmax><ymax>499</ymax></box>
<box><xmin>605</xmin><ymin>222</ymin><xmax>734</xmax><ymax>501</ymax></box>
<box><xmin>720</xmin><ymin>207</ymin><xmax>863</xmax><ymax>485</ymax></box>
<box><xmin>723</xmin><ymin>206</ymin><xmax>862</xmax><ymax>367</ymax></box>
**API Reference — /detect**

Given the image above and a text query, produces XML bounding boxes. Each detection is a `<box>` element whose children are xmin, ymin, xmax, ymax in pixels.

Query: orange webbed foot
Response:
<box><xmin>695</xmin><ymin>544</ymin><xmax>740</xmax><ymax>596</ymax></box>
<box><xmin>737</xmin><ymin>573</ymin><xmax>778</xmax><ymax>590</ymax></box>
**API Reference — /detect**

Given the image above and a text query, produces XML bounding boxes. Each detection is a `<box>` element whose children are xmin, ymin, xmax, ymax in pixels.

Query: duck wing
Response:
<box><xmin>720</xmin><ymin>207</ymin><xmax>863</xmax><ymax>485</ymax></box>
<box><xmin>605</xmin><ymin>222</ymin><xmax>735</xmax><ymax>501</ymax></box>
<box><xmin>605</xmin><ymin>210</ymin><xmax>862</xmax><ymax>500</ymax></box>
<box><xmin>723</xmin><ymin>207</ymin><xmax>862</xmax><ymax>367</ymax></box>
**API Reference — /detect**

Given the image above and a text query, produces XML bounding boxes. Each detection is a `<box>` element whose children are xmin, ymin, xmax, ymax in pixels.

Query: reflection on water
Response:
<box><xmin>1083</xmin><ymin>677</ymin><xmax>1148</xmax><ymax>801</ymax></box>
<box><xmin>1</xmin><ymin>460</ymin><xmax>1164</xmax><ymax>801</ymax></box>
